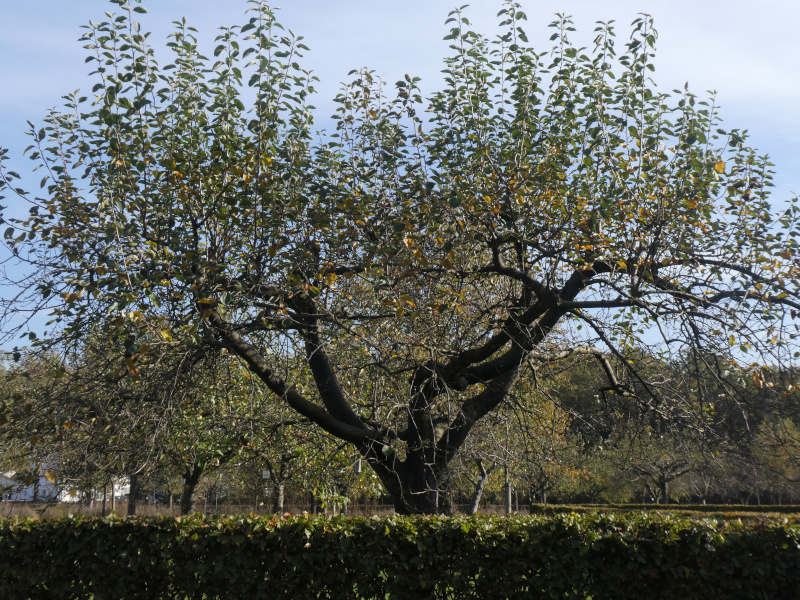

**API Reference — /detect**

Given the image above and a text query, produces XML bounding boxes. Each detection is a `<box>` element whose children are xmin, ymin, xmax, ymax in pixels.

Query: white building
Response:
<box><xmin>0</xmin><ymin>469</ymin><xmax>132</xmax><ymax>503</ymax></box>
<box><xmin>0</xmin><ymin>470</ymin><xmax>62</xmax><ymax>502</ymax></box>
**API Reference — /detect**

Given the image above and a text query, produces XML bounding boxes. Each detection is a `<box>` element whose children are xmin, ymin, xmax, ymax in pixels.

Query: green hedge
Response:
<box><xmin>1</xmin><ymin>513</ymin><xmax>798</xmax><ymax>599</ymax></box>
<box><xmin>528</xmin><ymin>504</ymin><xmax>800</xmax><ymax>517</ymax></box>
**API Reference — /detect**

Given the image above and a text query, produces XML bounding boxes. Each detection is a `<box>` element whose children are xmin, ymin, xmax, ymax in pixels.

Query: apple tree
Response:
<box><xmin>2</xmin><ymin>0</ymin><xmax>800</xmax><ymax>513</ymax></box>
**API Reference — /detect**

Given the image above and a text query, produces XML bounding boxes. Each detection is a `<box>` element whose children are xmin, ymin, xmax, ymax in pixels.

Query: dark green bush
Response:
<box><xmin>1</xmin><ymin>512</ymin><xmax>798</xmax><ymax>599</ymax></box>
<box><xmin>527</xmin><ymin>503</ymin><xmax>800</xmax><ymax>517</ymax></box>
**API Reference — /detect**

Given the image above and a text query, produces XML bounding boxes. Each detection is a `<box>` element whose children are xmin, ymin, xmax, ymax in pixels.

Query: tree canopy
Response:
<box><xmin>2</xmin><ymin>0</ymin><xmax>800</xmax><ymax>514</ymax></box>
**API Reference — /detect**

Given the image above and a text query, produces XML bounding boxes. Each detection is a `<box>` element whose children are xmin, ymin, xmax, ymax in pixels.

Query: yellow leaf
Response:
<box><xmin>197</xmin><ymin>297</ymin><xmax>215</xmax><ymax>304</ymax></box>
<box><xmin>159</xmin><ymin>328</ymin><xmax>173</xmax><ymax>342</ymax></box>
<box><xmin>44</xmin><ymin>471</ymin><xmax>57</xmax><ymax>484</ymax></box>
<box><xmin>243</xmin><ymin>173</ymin><xmax>254</xmax><ymax>184</ymax></box>
<box><xmin>714</xmin><ymin>161</ymin><xmax>725</xmax><ymax>174</ymax></box>
<box><xmin>126</xmin><ymin>360</ymin><xmax>140</xmax><ymax>377</ymax></box>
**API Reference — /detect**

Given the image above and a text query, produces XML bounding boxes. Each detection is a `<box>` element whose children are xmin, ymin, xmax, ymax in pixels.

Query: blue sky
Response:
<box><xmin>1</xmin><ymin>0</ymin><xmax>800</xmax><ymax>342</ymax></box>
<box><xmin>3</xmin><ymin>0</ymin><xmax>799</xmax><ymax>194</ymax></box>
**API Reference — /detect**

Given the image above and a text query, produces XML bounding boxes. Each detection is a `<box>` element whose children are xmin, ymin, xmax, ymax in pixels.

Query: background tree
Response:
<box><xmin>2</xmin><ymin>1</ymin><xmax>800</xmax><ymax>514</ymax></box>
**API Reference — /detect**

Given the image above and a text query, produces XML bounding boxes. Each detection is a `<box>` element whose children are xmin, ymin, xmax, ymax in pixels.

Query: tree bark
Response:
<box><xmin>127</xmin><ymin>473</ymin><xmax>138</xmax><ymax>516</ymax></box>
<box><xmin>382</xmin><ymin>461</ymin><xmax>452</xmax><ymax>516</ymax></box>
<box><xmin>180</xmin><ymin>463</ymin><xmax>204</xmax><ymax>516</ymax></box>
<box><xmin>504</xmin><ymin>465</ymin><xmax>512</xmax><ymax>515</ymax></box>
<box><xmin>467</xmin><ymin>461</ymin><xmax>495</xmax><ymax>516</ymax></box>
<box><xmin>272</xmin><ymin>480</ymin><xmax>285</xmax><ymax>514</ymax></box>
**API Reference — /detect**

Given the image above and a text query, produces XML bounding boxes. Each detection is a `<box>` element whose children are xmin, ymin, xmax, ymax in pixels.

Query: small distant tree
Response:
<box><xmin>2</xmin><ymin>1</ymin><xmax>800</xmax><ymax>513</ymax></box>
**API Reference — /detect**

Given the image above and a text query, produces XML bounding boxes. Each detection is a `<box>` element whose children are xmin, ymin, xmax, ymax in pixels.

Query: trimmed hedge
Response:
<box><xmin>1</xmin><ymin>512</ymin><xmax>798</xmax><ymax>599</ymax></box>
<box><xmin>528</xmin><ymin>503</ymin><xmax>800</xmax><ymax>517</ymax></box>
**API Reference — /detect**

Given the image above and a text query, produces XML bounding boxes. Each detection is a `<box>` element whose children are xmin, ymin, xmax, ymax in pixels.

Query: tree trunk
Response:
<box><xmin>111</xmin><ymin>480</ymin><xmax>115</xmax><ymax>512</ymax></box>
<box><xmin>467</xmin><ymin>461</ymin><xmax>493</xmax><ymax>516</ymax></box>
<box><xmin>659</xmin><ymin>474</ymin><xmax>668</xmax><ymax>505</ymax></box>
<box><xmin>273</xmin><ymin>480</ymin><xmax>285</xmax><ymax>514</ymax></box>
<box><xmin>504</xmin><ymin>465</ymin><xmax>512</xmax><ymax>515</ymax></box>
<box><xmin>382</xmin><ymin>461</ymin><xmax>452</xmax><ymax>515</ymax></box>
<box><xmin>102</xmin><ymin>483</ymin><xmax>107</xmax><ymax>517</ymax></box>
<box><xmin>180</xmin><ymin>463</ymin><xmax>204</xmax><ymax>516</ymax></box>
<box><xmin>127</xmin><ymin>473</ymin><xmax>138</xmax><ymax>516</ymax></box>
<box><xmin>468</xmin><ymin>487</ymin><xmax>484</xmax><ymax>515</ymax></box>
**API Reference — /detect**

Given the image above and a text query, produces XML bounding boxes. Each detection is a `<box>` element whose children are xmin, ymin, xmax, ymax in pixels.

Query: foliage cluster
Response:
<box><xmin>1</xmin><ymin>513</ymin><xmax>799</xmax><ymax>599</ymax></box>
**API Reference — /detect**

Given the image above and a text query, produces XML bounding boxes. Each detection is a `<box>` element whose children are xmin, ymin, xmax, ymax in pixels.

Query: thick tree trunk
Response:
<box><xmin>383</xmin><ymin>461</ymin><xmax>451</xmax><ymax>516</ymax></box>
<box><xmin>127</xmin><ymin>473</ymin><xmax>138</xmax><ymax>516</ymax></box>
<box><xmin>659</xmin><ymin>474</ymin><xmax>668</xmax><ymax>505</ymax></box>
<box><xmin>180</xmin><ymin>463</ymin><xmax>204</xmax><ymax>516</ymax></box>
